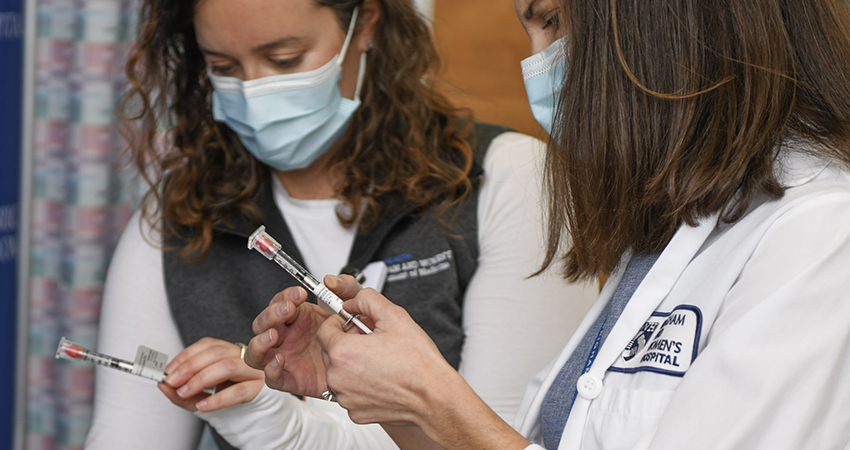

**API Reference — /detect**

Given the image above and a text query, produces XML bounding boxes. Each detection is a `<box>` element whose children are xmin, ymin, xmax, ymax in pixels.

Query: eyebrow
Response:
<box><xmin>523</xmin><ymin>0</ymin><xmax>542</xmax><ymax>20</ymax></box>
<box><xmin>199</xmin><ymin>36</ymin><xmax>306</xmax><ymax>57</ymax></box>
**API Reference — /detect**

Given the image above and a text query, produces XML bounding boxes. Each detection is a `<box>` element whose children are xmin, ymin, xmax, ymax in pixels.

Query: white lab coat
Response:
<box><xmin>516</xmin><ymin>146</ymin><xmax>850</xmax><ymax>450</ymax></box>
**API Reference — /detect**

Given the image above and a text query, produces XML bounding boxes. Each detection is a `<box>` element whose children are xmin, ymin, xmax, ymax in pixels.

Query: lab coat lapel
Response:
<box><xmin>557</xmin><ymin>213</ymin><xmax>720</xmax><ymax>449</ymax></box>
<box><xmin>516</xmin><ymin>260</ymin><xmax>628</xmax><ymax>441</ymax></box>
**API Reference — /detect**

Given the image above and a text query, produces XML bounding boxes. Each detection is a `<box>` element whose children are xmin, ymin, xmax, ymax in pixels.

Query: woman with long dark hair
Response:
<box><xmin>254</xmin><ymin>0</ymin><xmax>850</xmax><ymax>448</ymax></box>
<box><xmin>84</xmin><ymin>0</ymin><xmax>597</xmax><ymax>448</ymax></box>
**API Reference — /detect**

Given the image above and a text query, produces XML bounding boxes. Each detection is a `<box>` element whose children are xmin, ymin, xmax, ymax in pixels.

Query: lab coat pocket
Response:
<box><xmin>581</xmin><ymin>386</ymin><xmax>675</xmax><ymax>450</ymax></box>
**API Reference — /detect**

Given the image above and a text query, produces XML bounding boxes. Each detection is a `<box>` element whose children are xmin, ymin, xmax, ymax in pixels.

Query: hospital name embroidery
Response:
<box><xmin>386</xmin><ymin>250</ymin><xmax>453</xmax><ymax>283</ymax></box>
<box><xmin>609</xmin><ymin>305</ymin><xmax>703</xmax><ymax>377</ymax></box>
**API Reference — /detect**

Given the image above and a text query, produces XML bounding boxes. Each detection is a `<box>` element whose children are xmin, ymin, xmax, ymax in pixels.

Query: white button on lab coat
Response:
<box><xmin>516</xmin><ymin>147</ymin><xmax>850</xmax><ymax>449</ymax></box>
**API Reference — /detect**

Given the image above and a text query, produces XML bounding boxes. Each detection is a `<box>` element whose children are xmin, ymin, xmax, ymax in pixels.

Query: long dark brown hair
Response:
<box><xmin>541</xmin><ymin>0</ymin><xmax>850</xmax><ymax>281</ymax></box>
<box><xmin>121</xmin><ymin>0</ymin><xmax>472</xmax><ymax>260</ymax></box>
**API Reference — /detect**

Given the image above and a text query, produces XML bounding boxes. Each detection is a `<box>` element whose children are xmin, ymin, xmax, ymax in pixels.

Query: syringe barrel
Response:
<box><xmin>56</xmin><ymin>337</ymin><xmax>134</xmax><ymax>373</ymax></box>
<box><xmin>247</xmin><ymin>225</ymin><xmax>280</xmax><ymax>260</ymax></box>
<box><xmin>247</xmin><ymin>225</ymin><xmax>372</xmax><ymax>335</ymax></box>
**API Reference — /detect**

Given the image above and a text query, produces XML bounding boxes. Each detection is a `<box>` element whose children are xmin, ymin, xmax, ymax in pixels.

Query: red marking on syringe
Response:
<box><xmin>65</xmin><ymin>344</ymin><xmax>86</xmax><ymax>359</ymax></box>
<box><xmin>255</xmin><ymin>235</ymin><xmax>278</xmax><ymax>256</ymax></box>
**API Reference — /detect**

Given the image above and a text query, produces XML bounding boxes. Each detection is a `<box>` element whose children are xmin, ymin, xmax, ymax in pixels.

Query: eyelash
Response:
<box><xmin>542</xmin><ymin>12</ymin><xmax>560</xmax><ymax>31</ymax></box>
<box><xmin>210</xmin><ymin>64</ymin><xmax>236</xmax><ymax>75</ymax></box>
<box><xmin>208</xmin><ymin>55</ymin><xmax>302</xmax><ymax>75</ymax></box>
<box><xmin>272</xmin><ymin>56</ymin><xmax>301</xmax><ymax>68</ymax></box>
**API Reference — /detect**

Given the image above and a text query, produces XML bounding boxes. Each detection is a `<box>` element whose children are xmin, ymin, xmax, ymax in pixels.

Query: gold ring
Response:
<box><xmin>235</xmin><ymin>342</ymin><xmax>247</xmax><ymax>360</ymax></box>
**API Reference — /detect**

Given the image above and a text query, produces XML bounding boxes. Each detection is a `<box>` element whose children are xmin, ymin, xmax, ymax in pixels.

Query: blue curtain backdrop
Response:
<box><xmin>0</xmin><ymin>0</ymin><xmax>24</xmax><ymax>448</ymax></box>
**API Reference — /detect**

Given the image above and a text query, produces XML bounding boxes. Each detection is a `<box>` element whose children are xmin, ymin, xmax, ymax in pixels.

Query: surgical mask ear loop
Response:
<box><xmin>338</xmin><ymin>7</ymin><xmax>366</xmax><ymax>101</ymax></box>
<box><xmin>336</xmin><ymin>7</ymin><xmax>360</xmax><ymax>66</ymax></box>
<box><xmin>353</xmin><ymin>52</ymin><xmax>367</xmax><ymax>100</ymax></box>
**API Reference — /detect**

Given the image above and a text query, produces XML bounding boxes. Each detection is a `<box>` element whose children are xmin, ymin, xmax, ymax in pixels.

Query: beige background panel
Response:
<box><xmin>432</xmin><ymin>0</ymin><xmax>547</xmax><ymax>139</ymax></box>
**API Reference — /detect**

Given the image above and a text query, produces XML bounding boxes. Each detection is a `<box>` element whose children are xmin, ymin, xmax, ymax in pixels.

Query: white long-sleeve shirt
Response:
<box><xmin>85</xmin><ymin>132</ymin><xmax>599</xmax><ymax>450</ymax></box>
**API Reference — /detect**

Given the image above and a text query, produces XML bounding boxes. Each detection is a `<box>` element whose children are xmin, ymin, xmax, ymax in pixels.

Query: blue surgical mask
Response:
<box><xmin>521</xmin><ymin>37</ymin><xmax>567</xmax><ymax>135</ymax></box>
<box><xmin>209</xmin><ymin>8</ymin><xmax>365</xmax><ymax>172</ymax></box>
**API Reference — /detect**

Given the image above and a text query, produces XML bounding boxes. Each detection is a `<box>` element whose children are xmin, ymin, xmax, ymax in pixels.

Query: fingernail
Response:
<box><xmin>278</xmin><ymin>301</ymin><xmax>289</xmax><ymax>316</ymax></box>
<box><xmin>270</xmin><ymin>354</ymin><xmax>281</xmax><ymax>368</ymax></box>
<box><xmin>177</xmin><ymin>385</ymin><xmax>189</xmax><ymax>398</ymax></box>
<box><xmin>165</xmin><ymin>362</ymin><xmax>176</xmax><ymax>373</ymax></box>
<box><xmin>289</xmin><ymin>288</ymin><xmax>301</xmax><ymax>301</ymax></box>
<box><xmin>196</xmin><ymin>400</ymin><xmax>208</xmax><ymax>411</ymax></box>
<box><xmin>262</xmin><ymin>330</ymin><xmax>272</xmax><ymax>343</ymax></box>
<box><xmin>165</xmin><ymin>370</ymin><xmax>179</xmax><ymax>384</ymax></box>
<box><xmin>332</xmin><ymin>275</ymin><xmax>342</xmax><ymax>285</ymax></box>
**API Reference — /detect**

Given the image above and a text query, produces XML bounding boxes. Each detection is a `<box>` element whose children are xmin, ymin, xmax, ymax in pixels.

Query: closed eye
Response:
<box><xmin>271</xmin><ymin>55</ymin><xmax>303</xmax><ymax>69</ymax></box>
<box><xmin>209</xmin><ymin>63</ymin><xmax>238</xmax><ymax>76</ymax></box>
<box><xmin>542</xmin><ymin>11</ymin><xmax>560</xmax><ymax>31</ymax></box>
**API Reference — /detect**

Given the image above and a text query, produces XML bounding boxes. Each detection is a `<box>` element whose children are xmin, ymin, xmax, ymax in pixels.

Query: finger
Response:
<box><xmin>317</xmin><ymin>290</ymin><xmax>401</xmax><ymax>349</ymax></box>
<box><xmin>165</xmin><ymin>336</ymin><xmax>221</xmax><ymax>374</ymax></box>
<box><xmin>245</xmin><ymin>327</ymin><xmax>279</xmax><ymax>370</ymax></box>
<box><xmin>317</xmin><ymin>313</ymin><xmax>350</xmax><ymax>356</ymax></box>
<box><xmin>195</xmin><ymin>380</ymin><xmax>265</xmax><ymax>412</ymax></box>
<box><xmin>341</xmin><ymin>288</ymin><xmax>403</xmax><ymax>326</ymax></box>
<box><xmin>324</xmin><ymin>274</ymin><xmax>363</xmax><ymax>301</ymax></box>
<box><xmin>263</xmin><ymin>352</ymin><xmax>287</xmax><ymax>391</ymax></box>
<box><xmin>252</xmin><ymin>287</ymin><xmax>307</xmax><ymax>335</ymax></box>
<box><xmin>175</xmin><ymin>357</ymin><xmax>262</xmax><ymax>399</ymax></box>
<box><xmin>164</xmin><ymin>341</ymin><xmax>242</xmax><ymax>388</ymax></box>
<box><xmin>158</xmin><ymin>382</ymin><xmax>207</xmax><ymax>412</ymax></box>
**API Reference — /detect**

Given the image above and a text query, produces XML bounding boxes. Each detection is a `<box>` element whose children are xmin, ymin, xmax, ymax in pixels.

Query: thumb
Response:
<box><xmin>340</xmin><ymin>288</ymin><xmax>405</xmax><ymax>329</ymax></box>
<box><xmin>324</xmin><ymin>274</ymin><xmax>363</xmax><ymax>301</ymax></box>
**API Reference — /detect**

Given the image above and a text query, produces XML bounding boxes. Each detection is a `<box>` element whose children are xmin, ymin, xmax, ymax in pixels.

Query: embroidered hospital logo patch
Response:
<box><xmin>610</xmin><ymin>305</ymin><xmax>703</xmax><ymax>376</ymax></box>
<box><xmin>385</xmin><ymin>250</ymin><xmax>454</xmax><ymax>283</ymax></box>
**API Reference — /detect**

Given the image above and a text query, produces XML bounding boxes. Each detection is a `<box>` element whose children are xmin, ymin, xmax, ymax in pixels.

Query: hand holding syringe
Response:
<box><xmin>56</xmin><ymin>337</ymin><xmax>215</xmax><ymax>394</ymax></box>
<box><xmin>248</xmin><ymin>226</ymin><xmax>372</xmax><ymax>335</ymax></box>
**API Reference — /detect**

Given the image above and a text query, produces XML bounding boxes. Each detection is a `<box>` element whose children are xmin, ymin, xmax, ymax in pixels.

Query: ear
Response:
<box><xmin>353</xmin><ymin>0</ymin><xmax>381</xmax><ymax>53</ymax></box>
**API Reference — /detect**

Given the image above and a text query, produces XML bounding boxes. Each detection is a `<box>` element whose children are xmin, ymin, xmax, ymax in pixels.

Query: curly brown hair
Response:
<box><xmin>543</xmin><ymin>0</ymin><xmax>850</xmax><ymax>281</ymax></box>
<box><xmin>121</xmin><ymin>0</ymin><xmax>473</xmax><ymax>261</ymax></box>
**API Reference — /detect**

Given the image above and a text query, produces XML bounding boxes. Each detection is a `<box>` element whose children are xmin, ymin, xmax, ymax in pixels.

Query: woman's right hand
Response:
<box><xmin>244</xmin><ymin>286</ymin><xmax>330</xmax><ymax>398</ymax></box>
<box><xmin>159</xmin><ymin>337</ymin><xmax>264</xmax><ymax>413</ymax></box>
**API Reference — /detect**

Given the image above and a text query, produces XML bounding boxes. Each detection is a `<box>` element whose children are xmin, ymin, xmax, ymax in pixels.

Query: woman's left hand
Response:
<box><xmin>316</xmin><ymin>277</ymin><xmax>460</xmax><ymax>427</ymax></box>
<box><xmin>159</xmin><ymin>337</ymin><xmax>265</xmax><ymax>413</ymax></box>
<box><xmin>317</xmin><ymin>277</ymin><xmax>532</xmax><ymax>450</ymax></box>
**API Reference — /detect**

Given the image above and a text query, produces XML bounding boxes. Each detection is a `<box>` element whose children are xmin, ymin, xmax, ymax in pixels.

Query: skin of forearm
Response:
<box><xmin>416</xmin><ymin>370</ymin><xmax>531</xmax><ymax>450</ymax></box>
<box><xmin>382</xmin><ymin>424</ymin><xmax>446</xmax><ymax>450</ymax></box>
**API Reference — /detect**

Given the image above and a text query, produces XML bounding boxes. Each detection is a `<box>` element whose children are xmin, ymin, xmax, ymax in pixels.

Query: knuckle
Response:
<box><xmin>191</xmin><ymin>372</ymin><xmax>207</xmax><ymax>389</ymax></box>
<box><xmin>212</xmin><ymin>344</ymin><xmax>230</xmax><ymax>359</ymax></box>
<box><xmin>223</xmin><ymin>357</ymin><xmax>241</xmax><ymax>372</ymax></box>
<box><xmin>264</xmin><ymin>372</ymin><xmax>281</xmax><ymax>389</ymax></box>
<box><xmin>232</xmin><ymin>382</ymin><xmax>248</xmax><ymax>399</ymax></box>
<box><xmin>270</xmin><ymin>291</ymin><xmax>286</xmax><ymax>305</ymax></box>
<box><xmin>181</xmin><ymin>359</ymin><xmax>197</xmax><ymax>374</ymax></box>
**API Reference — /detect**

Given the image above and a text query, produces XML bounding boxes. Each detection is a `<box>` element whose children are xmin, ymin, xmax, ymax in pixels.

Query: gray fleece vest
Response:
<box><xmin>163</xmin><ymin>122</ymin><xmax>510</xmax><ymax>450</ymax></box>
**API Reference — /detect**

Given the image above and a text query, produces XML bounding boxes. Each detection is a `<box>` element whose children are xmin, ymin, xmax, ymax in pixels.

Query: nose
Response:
<box><xmin>238</xmin><ymin>59</ymin><xmax>270</xmax><ymax>82</ymax></box>
<box><xmin>241</xmin><ymin>67</ymin><xmax>261</xmax><ymax>82</ymax></box>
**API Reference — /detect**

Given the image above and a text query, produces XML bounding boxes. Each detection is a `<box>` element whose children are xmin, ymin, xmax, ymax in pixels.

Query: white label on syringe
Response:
<box><xmin>314</xmin><ymin>284</ymin><xmax>344</xmax><ymax>314</ymax></box>
<box><xmin>133</xmin><ymin>346</ymin><xmax>169</xmax><ymax>382</ymax></box>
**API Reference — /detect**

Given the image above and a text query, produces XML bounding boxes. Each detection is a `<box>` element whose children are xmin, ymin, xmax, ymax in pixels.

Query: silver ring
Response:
<box><xmin>342</xmin><ymin>315</ymin><xmax>359</xmax><ymax>332</ymax></box>
<box><xmin>322</xmin><ymin>387</ymin><xmax>336</xmax><ymax>402</ymax></box>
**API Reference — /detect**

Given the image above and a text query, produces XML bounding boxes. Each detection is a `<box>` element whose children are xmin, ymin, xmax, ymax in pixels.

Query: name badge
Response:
<box><xmin>610</xmin><ymin>305</ymin><xmax>703</xmax><ymax>376</ymax></box>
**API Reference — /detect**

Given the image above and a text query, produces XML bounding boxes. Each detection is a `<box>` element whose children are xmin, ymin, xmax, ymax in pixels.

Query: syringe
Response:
<box><xmin>55</xmin><ymin>337</ymin><xmax>215</xmax><ymax>394</ymax></box>
<box><xmin>247</xmin><ymin>225</ymin><xmax>372</xmax><ymax>334</ymax></box>
<box><xmin>56</xmin><ymin>336</ymin><xmax>136</xmax><ymax>374</ymax></box>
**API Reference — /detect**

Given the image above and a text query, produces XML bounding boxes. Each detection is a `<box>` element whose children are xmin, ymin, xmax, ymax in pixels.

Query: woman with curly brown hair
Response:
<box><xmin>265</xmin><ymin>0</ymin><xmax>850</xmax><ymax>448</ymax></box>
<box><xmin>83</xmin><ymin>0</ymin><xmax>596</xmax><ymax>449</ymax></box>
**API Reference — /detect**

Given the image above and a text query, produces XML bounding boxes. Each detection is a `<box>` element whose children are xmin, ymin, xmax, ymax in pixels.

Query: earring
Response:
<box><xmin>367</xmin><ymin>40</ymin><xmax>374</xmax><ymax>50</ymax></box>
